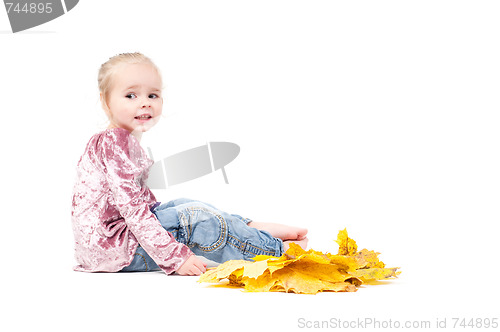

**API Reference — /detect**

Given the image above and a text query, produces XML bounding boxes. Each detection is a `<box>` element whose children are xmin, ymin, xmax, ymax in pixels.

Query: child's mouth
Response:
<box><xmin>135</xmin><ymin>114</ymin><xmax>152</xmax><ymax>120</ymax></box>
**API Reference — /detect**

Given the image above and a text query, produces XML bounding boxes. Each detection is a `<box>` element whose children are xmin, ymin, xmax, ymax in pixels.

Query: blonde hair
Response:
<box><xmin>98</xmin><ymin>52</ymin><xmax>162</xmax><ymax>112</ymax></box>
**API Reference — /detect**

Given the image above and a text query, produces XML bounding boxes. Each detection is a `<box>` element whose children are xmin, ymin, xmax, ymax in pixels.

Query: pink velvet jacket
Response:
<box><xmin>71</xmin><ymin>128</ymin><xmax>192</xmax><ymax>274</ymax></box>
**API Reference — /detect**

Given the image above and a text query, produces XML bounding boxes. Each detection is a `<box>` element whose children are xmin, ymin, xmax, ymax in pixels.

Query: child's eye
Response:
<box><xmin>149</xmin><ymin>94</ymin><xmax>159</xmax><ymax>99</ymax></box>
<box><xmin>126</xmin><ymin>93</ymin><xmax>137</xmax><ymax>99</ymax></box>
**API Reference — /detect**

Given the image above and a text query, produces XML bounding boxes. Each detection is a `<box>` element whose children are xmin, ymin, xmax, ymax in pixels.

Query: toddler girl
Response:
<box><xmin>71</xmin><ymin>52</ymin><xmax>308</xmax><ymax>276</ymax></box>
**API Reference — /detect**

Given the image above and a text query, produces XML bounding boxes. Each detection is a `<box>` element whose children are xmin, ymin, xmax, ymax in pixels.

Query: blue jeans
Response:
<box><xmin>121</xmin><ymin>198</ymin><xmax>284</xmax><ymax>272</ymax></box>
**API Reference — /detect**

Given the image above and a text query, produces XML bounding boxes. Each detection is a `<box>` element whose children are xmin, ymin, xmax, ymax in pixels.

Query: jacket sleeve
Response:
<box><xmin>99</xmin><ymin>129</ymin><xmax>192</xmax><ymax>274</ymax></box>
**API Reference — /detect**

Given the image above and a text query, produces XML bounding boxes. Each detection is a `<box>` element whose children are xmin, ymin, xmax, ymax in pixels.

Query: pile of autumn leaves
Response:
<box><xmin>198</xmin><ymin>229</ymin><xmax>400</xmax><ymax>294</ymax></box>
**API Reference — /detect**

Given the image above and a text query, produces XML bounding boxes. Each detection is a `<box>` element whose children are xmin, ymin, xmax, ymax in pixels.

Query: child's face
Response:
<box><xmin>105</xmin><ymin>62</ymin><xmax>163</xmax><ymax>134</ymax></box>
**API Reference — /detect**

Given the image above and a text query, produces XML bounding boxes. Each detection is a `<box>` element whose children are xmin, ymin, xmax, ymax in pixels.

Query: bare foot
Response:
<box><xmin>247</xmin><ymin>221</ymin><xmax>308</xmax><ymax>241</ymax></box>
<box><xmin>283</xmin><ymin>238</ymin><xmax>309</xmax><ymax>252</ymax></box>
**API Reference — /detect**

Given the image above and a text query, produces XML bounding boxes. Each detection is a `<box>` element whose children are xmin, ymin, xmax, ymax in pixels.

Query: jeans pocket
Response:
<box><xmin>177</xmin><ymin>206</ymin><xmax>228</xmax><ymax>252</ymax></box>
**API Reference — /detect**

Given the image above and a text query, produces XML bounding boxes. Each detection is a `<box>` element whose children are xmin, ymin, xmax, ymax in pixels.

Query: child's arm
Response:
<box><xmin>100</xmin><ymin>129</ymin><xmax>193</xmax><ymax>274</ymax></box>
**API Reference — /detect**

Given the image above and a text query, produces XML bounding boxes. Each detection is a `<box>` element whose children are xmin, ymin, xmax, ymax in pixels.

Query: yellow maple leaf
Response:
<box><xmin>228</xmin><ymin>268</ymin><xmax>245</xmax><ymax>286</ymax></box>
<box><xmin>326</xmin><ymin>252</ymin><xmax>361</xmax><ymax>271</ymax></box>
<box><xmin>333</xmin><ymin>229</ymin><xmax>399</xmax><ymax>281</ymax></box>
<box><xmin>243</xmin><ymin>263</ymin><xmax>360</xmax><ymax>294</ymax></box>
<box><xmin>199</xmin><ymin>243</ymin><xmax>362</xmax><ymax>294</ymax></box>
<box><xmin>240</xmin><ymin>259</ymin><xmax>269</xmax><ymax>279</ymax></box>
<box><xmin>349</xmin><ymin>267</ymin><xmax>401</xmax><ymax>282</ymax></box>
<box><xmin>353</xmin><ymin>249</ymin><xmax>386</xmax><ymax>269</ymax></box>
<box><xmin>283</xmin><ymin>242</ymin><xmax>307</xmax><ymax>258</ymax></box>
<box><xmin>199</xmin><ymin>228</ymin><xmax>400</xmax><ymax>294</ymax></box>
<box><xmin>197</xmin><ymin>259</ymin><xmax>249</xmax><ymax>283</ymax></box>
<box><xmin>270</xmin><ymin>268</ymin><xmax>357</xmax><ymax>294</ymax></box>
<box><xmin>243</xmin><ymin>270</ymin><xmax>278</xmax><ymax>292</ymax></box>
<box><xmin>335</xmin><ymin>228</ymin><xmax>358</xmax><ymax>255</ymax></box>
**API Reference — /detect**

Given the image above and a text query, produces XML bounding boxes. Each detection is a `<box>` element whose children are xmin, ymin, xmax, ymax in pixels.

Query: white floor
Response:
<box><xmin>4</xmin><ymin>256</ymin><xmax>497</xmax><ymax>332</ymax></box>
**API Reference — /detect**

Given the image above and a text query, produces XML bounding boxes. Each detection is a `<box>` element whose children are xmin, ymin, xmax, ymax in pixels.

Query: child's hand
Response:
<box><xmin>176</xmin><ymin>255</ymin><xmax>207</xmax><ymax>276</ymax></box>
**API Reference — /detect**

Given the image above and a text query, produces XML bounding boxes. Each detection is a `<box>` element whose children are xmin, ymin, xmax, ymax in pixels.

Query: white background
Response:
<box><xmin>1</xmin><ymin>1</ymin><xmax>499</xmax><ymax>331</ymax></box>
